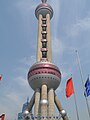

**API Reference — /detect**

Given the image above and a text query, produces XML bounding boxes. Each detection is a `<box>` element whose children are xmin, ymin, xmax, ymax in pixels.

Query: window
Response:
<box><xmin>42</xmin><ymin>42</ymin><xmax>47</xmax><ymax>48</ymax></box>
<box><xmin>42</xmin><ymin>51</ymin><xmax>47</xmax><ymax>58</ymax></box>
<box><xmin>42</xmin><ymin>26</ymin><xmax>46</xmax><ymax>31</ymax></box>
<box><xmin>42</xmin><ymin>20</ymin><xmax>46</xmax><ymax>24</ymax></box>
<box><xmin>42</xmin><ymin>33</ymin><xmax>47</xmax><ymax>39</ymax></box>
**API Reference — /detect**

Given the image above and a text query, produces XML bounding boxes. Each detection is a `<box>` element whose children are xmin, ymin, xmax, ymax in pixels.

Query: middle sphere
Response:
<box><xmin>28</xmin><ymin>62</ymin><xmax>61</xmax><ymax>90</ymax></box>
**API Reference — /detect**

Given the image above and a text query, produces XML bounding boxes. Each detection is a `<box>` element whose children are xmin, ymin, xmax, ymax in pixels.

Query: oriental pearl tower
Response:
<box><xmin>23</xmin><ymin>0</ymin><xmax>69</xmax><ymax>120</ymax></box>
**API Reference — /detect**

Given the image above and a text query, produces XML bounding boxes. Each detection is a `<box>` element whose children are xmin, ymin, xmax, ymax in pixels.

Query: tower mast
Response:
<box><xmin>36</xmin><ymin>0</ymin><xmax>53</xmax><ymax>62</ymax></box>
<box><xmin>23</xmin><ymin>0</ymin><xmax>69</xmax><ymax>120</ymax></box>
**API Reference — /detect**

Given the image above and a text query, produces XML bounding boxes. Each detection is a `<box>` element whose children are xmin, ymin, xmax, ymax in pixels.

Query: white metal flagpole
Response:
<box><xmin>75</xmin><ymin>50</ymin><xmax>90</xmax><ymax>118</ymax></box>
<box><xmin>71</xmin><ymin>76</ymin><xmax>80</xmax><ymax>120</ymax></box>
<box><xmin>73</xmin><ymin>92</ymin><xmax>80</xmax><ymax>120</ymax></box>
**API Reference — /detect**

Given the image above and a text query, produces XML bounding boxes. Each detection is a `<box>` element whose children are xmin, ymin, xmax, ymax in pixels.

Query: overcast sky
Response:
<box><xmin>0</xmin><ymin>0</ymin><xmax>90</xmax><ymax>120</ymax></box>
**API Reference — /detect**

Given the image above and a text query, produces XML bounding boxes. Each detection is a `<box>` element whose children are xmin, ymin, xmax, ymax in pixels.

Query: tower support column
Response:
<box><xmin>37</xmin><ymin>14</ymin><xmax>42</xmax><ymax>62</ymax></box>
<box><xmin>48</xmin><ymin>88</ymin><xmax>55</xmax><ymax>120</ymax></box>
<box><xmin>23</xmin><ymin>93</ymin><xmax>35</xmax><ymax>119</ymax></box>
<box><xmin>26</xmin><ymin>93</ymin><xmax>35</xmax><ymax>112</ymax></box>
<box><xmin>34</xmin><ymin>89</ymin><xmax>40</xmax><ymax>118</ymax></box>
<box><xmin>46</xmin><ymin>14</ymin><xmax>52</xmax><ymax>62</ymax></box>
<box><xmin>41</xmin><ymin>85</ymin><xmax>48</xmax><ymax>120</ymax></box>
<box><xmin>54</xmin><ymin>92</ymin><xmax>69</xmax><ymax>120</ymax></box>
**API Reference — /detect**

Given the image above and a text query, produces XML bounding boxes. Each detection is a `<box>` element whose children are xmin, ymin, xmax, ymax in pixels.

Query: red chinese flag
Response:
<box><xmin>0</xmin><ymin>75</ymin><xmax>2</xmax><ymax>80</ymax></box>
<box><xmin>0</xmin><ymin>114</ymin><xmax>5</xmax><ymax>120</ymax></box>
<box><xmin>66</xmin><ymin>77</ymin><xmax>74</xmax><ymax>98</ymax></box>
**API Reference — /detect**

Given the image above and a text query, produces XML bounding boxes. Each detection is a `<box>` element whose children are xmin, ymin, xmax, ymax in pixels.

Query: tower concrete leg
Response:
<box><xmin>54</xmin><ymin>92</ymin><xmax>69</xmax><ymax>120</ymax></box>
<box><xmin>41</xmin><ymin>85</ymin><xmax>48</xmax><ymax>120</ymax></box>
<box><xmin>34</xmin><ymin>89</ymin><xmax>40</xmax><ymax>119</ymax></box>
<box><xmin>48</xmin><ymin>88</ymin><xmax>55</xmax><ymax>120</ymax></box>
<box><xmin>37</xmin><ymin>14</ymin><xmax>42</xmax><ymax>62</ymax></box>
<box><xmin>26</xmin><ymin>92</ymin><xmax>35</xmax><ymax>112</ymax></box>
<box><xmin>23</xmin><ymin>93</ymin><xmax>35</xmax><ymax>120</ymax></box>
<box><xmin>46</xmin><ymin>14</ymin><xmax>52</xmax><ymax>62</ymax></box>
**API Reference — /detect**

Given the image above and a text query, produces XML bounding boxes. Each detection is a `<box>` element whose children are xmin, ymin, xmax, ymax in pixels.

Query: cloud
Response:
<box><xmin>0</xmin><ymin>104</ymin><xmax>15</xmax><ymax>120</ymax></box>
<box><xmin>13</xmin><ymin>56</ymin><xmax>35</xmax><ymax>93</ymax></box>
<box><xmin>1</xmin><ymin>75</ymin><xmax>33</xmax><ymax>120</ymax></box>
<box><xmin>67</xmin><ymin>17</ymin><xmax>90</xmax><ymax>37</ymax></box>
<box><xmin>6</xmin><ymin>92</ymin><xmax>19</xmax><ymax>103</ymax></box>
<box><xmin>15</xmin><ymin>76</ymin><xmax>29</xmax><ymax>87</ymax></box>
<box><xmin>52</xmin><ymin>37</ymin><xmax>64</xmax><ymax>54</ymax></box>
<box><xmin>14</xmin><ymin>67</ymin><xmax>28</xmax><ymax>75</ymax></box>
<box><xmin>51</xmin><ymin>0</ymin><xmax>61</xmax><ymax>37</ymax></box>
<box><xmin>0</xmin><ymin>91</ymin><xmax>23</xmax><ymax>120</ymax></box>
<box><xmin>20</xmin><ymin>56</ymin><xmax>36</xmax><ymax>66</ymax></box>
<box><xmin>15</xmin><ymin>0</ymin><xmax>36</xmax><ymax>14</ymax></box>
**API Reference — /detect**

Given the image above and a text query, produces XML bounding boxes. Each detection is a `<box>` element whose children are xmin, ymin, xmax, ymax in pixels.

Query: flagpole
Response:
<box><xmin>73</xmin><ymin>92</ymin><xmax>79</xmax><ymax>120</ymax></box>
<box><xmin>75</xmin><ymin>50</ymin><xmax>90</xmax><ymax>118</ymax></box>
<box><xmin>71</xmin><ymin>76</ymin><xmax>80</xmax><ymax>120</ymax></box>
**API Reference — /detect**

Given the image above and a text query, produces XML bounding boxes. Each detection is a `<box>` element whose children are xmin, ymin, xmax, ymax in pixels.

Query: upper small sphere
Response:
<box><xmin>35</xmin><ymin>3</ymin><xmax>53</xmax><ymax>19</ymax></box>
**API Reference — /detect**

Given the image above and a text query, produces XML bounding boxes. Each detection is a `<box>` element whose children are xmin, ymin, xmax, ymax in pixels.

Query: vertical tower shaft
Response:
<box><xmin>46</xmin><ymin>14</ymin><xmax>52</xmax><ymax>62</ymax></box>
<box><xmin>37</xmin><ymin>13</ymin><xmax>52</xmax><ymax>62</ymax></box>
<box><xmin>37</xmin><ymin>14</ymin><xmax>42</xmax><ymax>62</ymax></box>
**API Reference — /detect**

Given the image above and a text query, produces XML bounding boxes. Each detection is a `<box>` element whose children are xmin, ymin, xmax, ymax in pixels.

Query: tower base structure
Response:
<box><xmin>23</xmin><ymin>87</ymin><xmax>69</xmax><ymax>120</ymax></box>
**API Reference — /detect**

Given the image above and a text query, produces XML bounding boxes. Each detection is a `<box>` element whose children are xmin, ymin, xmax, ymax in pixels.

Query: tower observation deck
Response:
<box><xmin>23</xmin><ymin>0</ymin><xmax>69</xmax><ymax>120</ymax></box>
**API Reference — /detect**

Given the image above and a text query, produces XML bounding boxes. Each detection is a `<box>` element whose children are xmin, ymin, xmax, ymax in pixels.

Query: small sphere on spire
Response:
<box><xmin>41</xmin><ymin>0</ymin><xmax>47</xmax><ymax>3</ymax></box>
